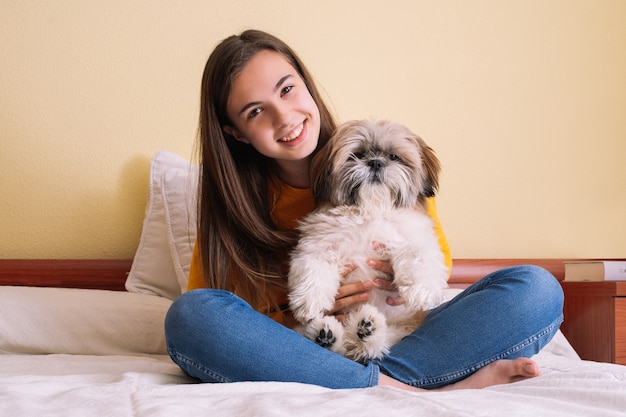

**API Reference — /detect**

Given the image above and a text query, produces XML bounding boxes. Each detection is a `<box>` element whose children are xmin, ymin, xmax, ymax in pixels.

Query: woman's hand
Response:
<box><xmin>367</xmin><ymin>259</ymin><xmax>405</xmax><ymax>307</ymax></box>
<box><xmin>329</xmin><ymin>260</ymin><xmax>405</xmax><ymax>322</ymax></box>
<box><xmin>327</xmin><ymin>265</ymin><xmax>372</xmax><ymax>322</ymax></box>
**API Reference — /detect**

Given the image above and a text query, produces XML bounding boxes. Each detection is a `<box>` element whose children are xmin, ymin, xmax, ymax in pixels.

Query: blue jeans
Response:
<box><xmin>164</xmin><ymin>265</ymin><xmax>563</xmax><ymax>389</ymax></box>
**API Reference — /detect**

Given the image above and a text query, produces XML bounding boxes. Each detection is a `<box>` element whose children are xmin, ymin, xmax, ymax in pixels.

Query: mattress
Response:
<box><xmin>1</xmin><ymin>286</ymin><xmax>625</xmax><ymax>416</ymax></box>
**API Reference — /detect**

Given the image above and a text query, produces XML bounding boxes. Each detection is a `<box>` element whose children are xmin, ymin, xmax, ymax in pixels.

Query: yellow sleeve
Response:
<box><xmin>424</xmin><ymin>197</ymin><xmax>453</xmax><ymax>277</ymax></box>
<box><xmin>187</xmin><ymin>240</ymin><xmax>207</xmax><ymax>290</ymax></box>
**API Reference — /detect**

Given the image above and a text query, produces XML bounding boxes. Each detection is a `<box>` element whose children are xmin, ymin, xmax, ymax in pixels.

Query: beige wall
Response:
<box><xmin>1</xmin><ymin>1</ymin><xmax>625</xmax><ymax>259</ymax></box>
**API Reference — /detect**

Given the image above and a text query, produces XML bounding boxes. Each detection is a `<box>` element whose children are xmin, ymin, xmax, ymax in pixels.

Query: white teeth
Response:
<box><xmin>279</xmin><ymin>123</ymin><xmax>304</xmax><ymax>142</ymax></box>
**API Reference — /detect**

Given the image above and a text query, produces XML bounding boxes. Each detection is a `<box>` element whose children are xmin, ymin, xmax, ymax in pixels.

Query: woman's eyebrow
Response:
<box><xmin>238</xmin><ymin>74</ymin><xmax>294</xmax><ymax>116</ymax></box>
<box><xmin>275</xmin><ymin>74</ymin><xmax>293</xmax><ymax>90</ymax></box>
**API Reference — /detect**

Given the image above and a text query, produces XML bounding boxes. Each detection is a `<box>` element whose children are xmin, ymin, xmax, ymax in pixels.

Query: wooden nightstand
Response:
<box><xmin>560</xmin><ymin>281</ymin><xmax>626</xmax><ymax>365</ymax></box>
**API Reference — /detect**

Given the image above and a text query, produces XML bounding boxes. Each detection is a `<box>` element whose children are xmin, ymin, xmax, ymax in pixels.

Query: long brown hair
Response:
<box><xmin>196</xmin><ymin>29</ymin><xmax>337</xmax><ymax>311</ymax></box>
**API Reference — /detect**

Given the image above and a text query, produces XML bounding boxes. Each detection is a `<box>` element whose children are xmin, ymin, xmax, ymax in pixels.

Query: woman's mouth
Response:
<box><xmin>278</xmin><ymin>123</ymin><xmax>304</xmax><ymax>142</ymax></box>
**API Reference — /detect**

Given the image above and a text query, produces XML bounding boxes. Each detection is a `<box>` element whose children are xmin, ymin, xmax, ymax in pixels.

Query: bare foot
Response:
<box><xmin>437</xmin><ymin>357</ymin><xmax>540</xmax><ymax>391</ymax></box>
<box><xmin>378</xmin><ymin>357</ymin><xmax>540</xmax><ymax>392</ymax></box>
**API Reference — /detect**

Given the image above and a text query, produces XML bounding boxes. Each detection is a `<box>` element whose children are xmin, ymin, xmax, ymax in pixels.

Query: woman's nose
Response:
<box><xmin>270</xmin><ymin>101</ymin><xmax>290</xmax><ymax>128</ymax></box>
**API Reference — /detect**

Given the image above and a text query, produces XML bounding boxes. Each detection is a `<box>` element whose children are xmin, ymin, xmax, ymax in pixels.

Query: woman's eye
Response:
<box><xmin>281</xmin><ymin>85</ymin><xmax>293</xmax><ymax>96</ymax></box>
<box><xmin>389</xmin><ymin>154</ymin><xmax>401</xmax><ymax>161</ymax></box>
<box><xmin>247</xmin><ymin>108</ymin><xmax>262</xmax><ymax>119</ymax></box>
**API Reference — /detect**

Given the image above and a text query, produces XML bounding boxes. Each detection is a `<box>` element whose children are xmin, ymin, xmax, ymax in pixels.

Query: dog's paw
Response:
<box><xmin>357</xmin><ymin>318</ymin><xmax>375</xmax><ymax>340</ymax></box>
<box><xmin>344</xmin><ymin>304</ymin><xmax>389</xmax><ymax>362</ymax></box>
<box><xmin>303</xmin><ymin>316</ymin><xmax>346</xmax><ymax>355</ymax></box>
<box><xmin>316</xmin><ymin>327</ymin><xmax>337</xmax><ymax>348</ymax></box>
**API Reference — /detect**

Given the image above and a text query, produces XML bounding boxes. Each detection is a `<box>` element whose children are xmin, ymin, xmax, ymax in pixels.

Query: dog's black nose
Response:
<box><xmin>368</xmin><ymin>159</ymin><xmax>384</xmax><ymax>171</ymax></box>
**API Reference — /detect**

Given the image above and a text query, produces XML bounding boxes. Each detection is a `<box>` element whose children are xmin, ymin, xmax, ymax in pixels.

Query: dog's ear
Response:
<box><xmin>417</xmin><ymin>137</ymin><xmax>440</xmax><ymax>198</ymax></box>
<box><xmin>310</xmin><ymin>140</ymin><xmax>334</xmax><ymax>204</ymax></box>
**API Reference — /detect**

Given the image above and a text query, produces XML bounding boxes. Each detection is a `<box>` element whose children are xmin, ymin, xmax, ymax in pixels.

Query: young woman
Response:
<box><xmin>164</xmin><ymin>29</ymin><xmax>564</xmax><ymax>391</ymax></box>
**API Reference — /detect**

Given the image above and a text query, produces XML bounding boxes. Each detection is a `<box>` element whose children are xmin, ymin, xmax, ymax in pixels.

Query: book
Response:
<box><xmin>563</xmin><ymin>260</ymin><xmax>626</xmax><ymax>282</ymax></box>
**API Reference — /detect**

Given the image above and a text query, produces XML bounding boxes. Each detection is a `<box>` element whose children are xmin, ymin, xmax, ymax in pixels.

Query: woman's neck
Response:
<box><xmin>272</xmin><ymin>158</ymin><xmax>311</xmax><ymax>189</ymax></box>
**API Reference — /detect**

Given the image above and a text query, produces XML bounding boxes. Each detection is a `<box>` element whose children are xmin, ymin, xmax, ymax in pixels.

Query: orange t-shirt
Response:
<box><xmin>187</xmin><ymin>179</ymin><xmax>452</xmax><ymax>323</ymax></box>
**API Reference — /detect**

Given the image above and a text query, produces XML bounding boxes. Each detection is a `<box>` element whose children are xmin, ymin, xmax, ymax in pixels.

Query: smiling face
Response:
<box><xmin>225</xmin><ymin>50</ymin><xmax>321</xmax><ymax>186</ymax></box>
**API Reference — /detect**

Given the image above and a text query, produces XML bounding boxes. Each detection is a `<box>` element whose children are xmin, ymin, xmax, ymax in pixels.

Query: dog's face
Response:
<box><xmin>310</xmin><ymin>119</ymin><xmax>440</xmax><ymax>209</ymax></box>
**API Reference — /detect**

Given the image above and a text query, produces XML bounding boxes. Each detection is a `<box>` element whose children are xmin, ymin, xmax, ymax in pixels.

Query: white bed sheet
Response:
<box><xmin>1</xmin><ymin>334</ymin><xmax>625</xmax><ymax>417</ymax></box>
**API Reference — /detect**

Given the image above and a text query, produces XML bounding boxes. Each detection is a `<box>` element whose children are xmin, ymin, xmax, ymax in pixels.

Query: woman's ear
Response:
<box><xmin>223</xmin><ymin>125</ymin><xmax>249</xmax><ymax>144</ymax></box>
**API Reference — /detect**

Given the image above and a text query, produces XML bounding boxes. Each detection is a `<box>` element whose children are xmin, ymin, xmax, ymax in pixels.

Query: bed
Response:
<box><xmin>1</xmin><ymin>151</ymin><xmax>625</xmax><ymax>416</ymax></box>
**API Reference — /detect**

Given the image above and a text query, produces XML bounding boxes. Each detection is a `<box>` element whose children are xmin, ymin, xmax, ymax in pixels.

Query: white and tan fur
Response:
<box><xmin>288</xmin><ymin>119</ymin><xmax>448</xmax><ymax>363</ymax></box>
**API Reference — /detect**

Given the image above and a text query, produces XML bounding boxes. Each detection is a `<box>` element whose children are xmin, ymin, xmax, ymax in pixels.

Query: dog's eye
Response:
<box><xmin>352</xmin><ymin>152</ymin><xmax>365</xmax><ymax>160</ymax></box>
<box><xmin>389</xmin><ymin>154</ymin><xmax>401</xmax><ymax>161</ymax></box>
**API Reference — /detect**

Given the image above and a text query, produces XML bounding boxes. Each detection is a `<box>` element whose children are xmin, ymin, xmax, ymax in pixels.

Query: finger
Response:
<box><xmin>373</xmin><ymin>278</ymin><xmax>396</xmax><ymax>291</ymax></box>
<box><xmin>335</xmin><ymin>280</ymin><xmax>373</xmax><ymax>299</ymax></box>
<box><xmin>335</xmin><ymin>313</ymin><xmax>350</xmax><ymax>323</ymax></box>
<box><xmin>334</xmin><ymin>312</ymin><xmax>349</xmax><ymax>323</ymax></box>
<box><xmin>386</xmin><ymin>295</ymin><xmax>405</xmax><ymax>306</ymax></box>
<box><xmin>372</xmin><ymin>241</ymin><xmax>387</xmax><ymax>252</ymax></box>
<box><xmin>328</xmin><ymin>291</ymin><xmax>369</xmax><ymax>316</ymax></box>
<box><xmin>367</xmin><ymin>259</ymin><xmax>394</xmax><ymax>275</ymax></box>
<box><xmin>341</xmin><ymin>264</ymin><xmax>357</xmax><ymax>277</ymax></box>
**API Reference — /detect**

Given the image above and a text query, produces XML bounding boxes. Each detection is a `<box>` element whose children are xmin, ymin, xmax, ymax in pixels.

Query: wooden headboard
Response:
<box><xmin>0</xmin><ymin>259</ymin><xmax>133</xmax><ymax>291</ymax></box>
<box><xmin>448</xmin><ymin>259</ymin><xmax>566</xmax><ymax>287</ymax></box>
<box><xmin>0</xmin><ymin>258</ymin><xmax>566</xmax><ymax>290</ymax></box>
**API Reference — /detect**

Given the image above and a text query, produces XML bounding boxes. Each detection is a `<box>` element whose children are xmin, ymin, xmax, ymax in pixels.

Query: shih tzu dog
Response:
<box><xmin>288</xmin><ymin>119</ymin><xmax>448</xmax><ymax>363</ymax></box>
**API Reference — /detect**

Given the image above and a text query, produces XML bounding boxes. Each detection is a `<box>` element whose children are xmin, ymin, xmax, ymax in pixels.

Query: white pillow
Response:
<box><xmin>0</xmin><ymin>286</ymin><xmax>172</xmax><ymax>355</ymax></box>
<box><xmin>126</xmin><ymin>150</ymin><xmax>198</xmax><ymax>300</ymax></box>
